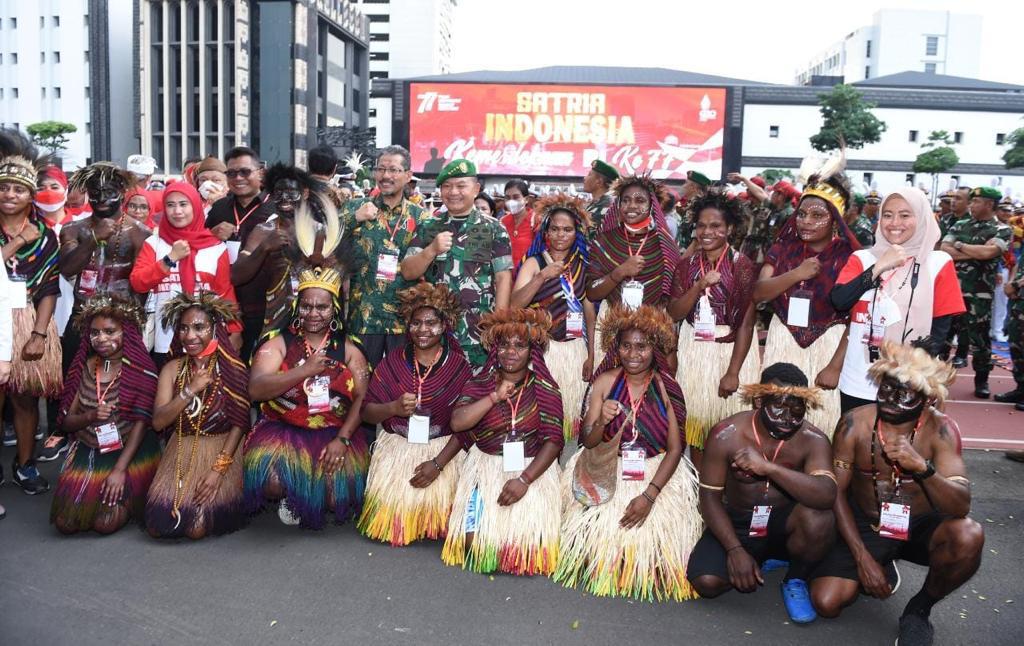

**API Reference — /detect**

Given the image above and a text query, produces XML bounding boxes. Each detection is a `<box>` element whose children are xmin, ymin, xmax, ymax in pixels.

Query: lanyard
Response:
<box><xmin>303</xmin><ymin>331</ymin><xmax>330</xmax><ymax>359</ymax></box>
<box><xmin>623</xmin><ymin>371</ymin><xmax>654</xmax><ymax>443</ymax></box>
<box><xmin>95</xmin><ymin>361</ymin><xmax>120</xmax><ymax>405</ymax></box>
<box><xmin>412</xmin><ymin>348</ymin><xmax>442</xmax><ymax>406</ymax></box>
<box><xmin>874</xmin><ymin>414</ymin><xmax>925</xmax><ymax>495</ymax></box>
<box><xmin>628</xmin><ymin>232</ymin><xmax>649</xmax><ymax>258</ymax></box>
<box><xmin>506</xmin><ymin>378</ymin><xmax>528</xmax><ymax>433</ymax></box>
<box><xmin>751</xmin><ymin>413</ymin><xmax>786</xmax><ymax>492</ymax></box>
<box><xmin>233</xmin><ymin>196</ymin><xmax>264</xmax><ymax>228</ymax></box>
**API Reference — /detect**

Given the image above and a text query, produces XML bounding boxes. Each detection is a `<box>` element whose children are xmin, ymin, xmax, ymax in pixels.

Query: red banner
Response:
<box><xmin>408</xmin><ymin>82</ymin><xmax>726</xmax><ymax>181</ymax></box>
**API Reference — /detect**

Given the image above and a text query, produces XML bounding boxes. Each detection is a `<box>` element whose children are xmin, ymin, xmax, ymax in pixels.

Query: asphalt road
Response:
<box><xmin>1</xmin><ymin>451</ymin><xmax>1021</xmax><ymax>646</ymax></box>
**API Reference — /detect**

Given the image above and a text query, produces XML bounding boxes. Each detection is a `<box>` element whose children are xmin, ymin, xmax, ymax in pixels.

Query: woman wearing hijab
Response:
<box><xmin>831</xmin><ymin>187</ymin><xmax>965</xmax><ymax>412</ymax></box>
<box><xmin>129</xmin><ymin>182</ymin><xmax>241</xmax><ymax>364</ymax></box>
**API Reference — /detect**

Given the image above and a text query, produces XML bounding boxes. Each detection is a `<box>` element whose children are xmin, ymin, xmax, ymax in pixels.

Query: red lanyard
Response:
<box><xmin>628</xmin><ymin>232</ymin><xmax>649</xmax><ymax>258</ymax></box>
<box><xmin>751</xmin><ymin>414</ymin><xmax>786</xmax><ymax>491</ymax></box>
<box><xmin>624</xmin><ymin>371</ymin><xmax>654</xmax><ymax>442</ymax></box>
<box><xmin>506</xmin><ymin>378</ymin><xmax>528</xmax><ymax>433</ymax></box>
<box><xmin>876</xmin><ymin>414</ymin><xmax>925</xmax><ymax>492</ymax></box>
<box><xmin>412</xmin><ymin>348</ymin><xmax>442</xmax><ymax>405</ymax></box>
<box><xmin>95</xmin><ymin>362</ymin><xmax>119</xmax><ymax>406</ymax></box>
<box><xmin>878</xmin><ymin>258</ymin><xmax>914</xmax><ymax>293</ymax></box>
<box><xmin>303</xmin><ymin>331</ymin><xmax>330</xmax><ymax>359</ymax></box>
<box><xmin>234</xmin><ymin>197</ymin><xmax>263</xmax><ymax>228</ymax></box>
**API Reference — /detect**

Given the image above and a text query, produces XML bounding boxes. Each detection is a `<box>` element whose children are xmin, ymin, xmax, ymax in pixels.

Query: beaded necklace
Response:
<box><xmin>169</xmin><ymin>355</ymin><xmax>221</xmax><ymax>529</ymax></box>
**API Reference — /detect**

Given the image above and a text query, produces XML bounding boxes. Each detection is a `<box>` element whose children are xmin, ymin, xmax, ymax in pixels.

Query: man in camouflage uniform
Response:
<box><xmin>940</xmin><ymin>186</ymin><xmax>971</xmax><ymax>240</ymax></box>
<box><xmin>583</xmin><ymin>159</ymin><xmax>618</xmax><ymax>239</ymax></box>
<box><xmin>401</xmin><ymin>159</ymin><xmax>512</xmax><ymax>369</ymax></box>
<box><xmin>936</xmin><ymin>189</ymin><xmax>956</xmax><ymax>236</ymax></box>
<box><xmin>341</xmin><ymin>145</ymin><xmax>426</xmax><ymax>367</ymax></box>
<box><xmin>844</xmin><ymin>193</ymin><xmax>875</xmax><ymax>247</ymax></box>
<box><xmin>940</xmin><ymin>186</ymin><xmax>1014</xmax><ymax>398</ymax></box>
<box><xmin>995</xmin><ymin>256</ymin><xmax>1024</xmax><ymax>409</ymax></box>
<box><xmin>675</xmin><ymin>170</ymin><xmax>711</xmax><ymax>256</ymax></box>
<box><xmin>735</xmin><ymin>177</ymin><xmax>795</xmax><ymax>265</ymax></box>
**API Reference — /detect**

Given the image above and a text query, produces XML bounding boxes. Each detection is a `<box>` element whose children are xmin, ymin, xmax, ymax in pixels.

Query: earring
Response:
<box><xmin>329</xmin><ymin>319</ymin><xmax>340</xmax><ymax>332</ymax></box>
<box><xmin>289</xmin><ymin>317</ymin><xmax>301</xmax><ymax>333</ymax></box>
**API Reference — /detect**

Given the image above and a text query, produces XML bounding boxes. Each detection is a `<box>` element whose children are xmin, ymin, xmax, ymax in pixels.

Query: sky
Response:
<box><xmin>450</xmin><ymin>0</ymin><xmax>1024</xmax><ymax>86</ymax></box>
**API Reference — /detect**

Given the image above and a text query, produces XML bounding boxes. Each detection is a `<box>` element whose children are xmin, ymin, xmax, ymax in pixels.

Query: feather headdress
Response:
<box><xmin>0</xmin><ymin>128</ymin><xmax>48</xmax><ymax>191</ymax></box>
<box><xmin>398</xmin><ymin>283</ymin><xmax>462</xmax><ymax>327</ymax></box>
<box><xmin>867</xmin><ymin>341</ymin><xmax>957</xmax><ymax>404</ymax></box>
<box><xmin>67</xmin><ymin>162</ymin><xmax>137</xmax><ymax>193</ymax></box>
<box><xmin>797</xmin><ymin>147</ymin><xmax>849</xmax><ymax>215</ymax></box>
<box><xmin>160</xmin><ymin>290</ymin><xmax>240</xmax><ymax>332</ymax></box>
<box><xmin>74</xmin><ymin>293</ymin><xmax>147</xmax><ymax>332</ymax></box>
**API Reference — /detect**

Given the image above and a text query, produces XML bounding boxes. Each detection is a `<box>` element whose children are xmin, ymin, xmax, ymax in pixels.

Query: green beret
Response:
<box><xmin>971</xmin><ymin>186</ymin><xmax>1002</xmax><ymax>201</ymax></box>
<box><xmin>853</xmin><ymin>193</ymin><xmax>867</xmax><ymax>207</ymax></box>
<box><xmin>686</xmin><ymin>170</ymin><xmax>711</xmax><ymax>187</ymax></box>
<box><xmin>435</xmin><ymin>159</ymin><xmax>477</xmax><ymax>186</ymax></box>
<box><xmin>590</xmin><ymin>159</ymin><xmax>619</xmax><ymax>182</ymax></box>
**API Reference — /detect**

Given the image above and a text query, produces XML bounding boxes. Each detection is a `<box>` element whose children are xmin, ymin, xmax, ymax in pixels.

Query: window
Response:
<box><xmin>866</xmin><ymin>40</ymin><xmax>872</xmax><ymax>57</ymax></box>
<box><xmin>0</xmin><ymin>89</ymin><xmax>4</xmax><ymax>99</ymax></box>
<box><xmin>905</xmin><ymin>173</ymin><xmax>915</xmax><ymax>183</ymax></box>
<box><xmin>40</xmin><ymin>16</ymin><xmax>45</xmax><ymax>28</ymax></box>
<box><xmin>924</xmin><ymin>62</ymin><xmax>936</xmax><ymax>74</ymax></box>
<box><xmin>769</xmin><ymin>125</ymin><xmax>780</xmax><ymax>138</ymax></box>
<box><xmin>84</xmin><ymin>86</ymin><xmax>90</xmax><ymax>99</ymax></box>
<box><xmin>54</xmin><ymin>51</ymin><xmax>60</xmax><ymax>63</ymax></box>
<box><xmin>369</xmin><ymin>70</ymin><xmax>388</xmax><ymax>80</ymax></box>
<box><xmin>10</xmin><ymin>18</ymin><xmax>16</xmax><ymax>28</ymax></box>
<box><xmin>52</xmin><ymin>16</ymin><xmax>60</xmax><ymax>27</ymax></box>
<box><xmin>864</xmin><ymin>65</ymin><xmax>871</xmax><ymax>79</ymax></box>
<box><xmin>10</xmin><ymin>52</ymin><xmax>17</xmax><ymax>64</ymax></box>
<box><xmin>85</xmin><ymin>122</ymin><xmax>91</xmax><ymax>134</ymax></box>
<box><xmin>909</xmin><ymin>130</ymin><xmax>918</xmax><ymax>143</ymax></box>
<box><xmin>863</xmin><ymin>172</ymin><xmax>874</xmax><ymax>185</ymax></box>
<box><xmin>997</xmin><ymin>133</ymin><xmax>1006</xmax><ymax>145</ymax></box>
<box><xmin>12</xmin><ymin>88</ymin><xmax>18</xmax><ymax>98</ymax></box>
<box><xmin>41</xmin><ymin>87</ymin><xmax>46</xmax><ymax>98</ymax></box>
<box><xmin>926</xmin><ymin>36</ymin><xmax>938</xmax><ymax>56</ymax></box>
<box><xmin>366</xmin><ymin>14</ymin><xmax>390</xmax><ymax>22</ymax></box>
<box><xmin>0</xmin><ymin>53</ymin><xmax>3</xmax><ymax>63</ymax></box>
<box><xmin>54</xmin><ymin>87</ymin><xmax>61</xmax><ymax>98</ymax></box>
<box><xmin>950</xmin><ymin>175</ymin><xmax>960</xmax><ymax>185</ymax></box>
<box><xmin>41</xmin><ymin>52</ymin><xmax>46</xmax><ymax>63</ymax></box>
<box><xmin>370</xmin><ymin>32</ymin><xmax>390</xmax><ymax>42</ymax></box>
<box><xmin>370</xmin><ymin>51</ymin><xmax>390</xmax><ymax>61</ymax></box>
<box><xmin>954</xmin><ymin>131</ymin><xmax>963</xmax><ymax>144</ymax></box>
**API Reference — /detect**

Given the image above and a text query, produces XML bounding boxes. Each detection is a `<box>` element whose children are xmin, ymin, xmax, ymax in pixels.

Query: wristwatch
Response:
<box><xmin>912</xmin><ymin>460</ymin><xmax>936</xmax><ymax>482</ymax></box>
<box><xmin>954</xmin><ymin>241</ymin><xmax>964</xmax><ymax>251</ymax></box>
<box><xmin>161</xmin><ymin>255</ymin><xmax>177</xmax><ymax>268</ymax></box>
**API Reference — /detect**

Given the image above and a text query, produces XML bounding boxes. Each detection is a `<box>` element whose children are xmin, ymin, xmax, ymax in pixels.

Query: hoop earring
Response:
<box><xmin>289</xmin><ymin>317</ymin><xmax>301</xmax><ymax>333</ymax></box>
<box><xmin>329</xmin><ymin>319</ymin><xmax>340</xmax><ymax>332</ymax></box>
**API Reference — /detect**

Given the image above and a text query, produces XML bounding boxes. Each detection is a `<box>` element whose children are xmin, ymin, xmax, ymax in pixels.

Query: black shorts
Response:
<box><xmin>359</xmin><ymin>333</ymin><xmax>406</xmax><ymax>369</ymax></box>
<box><xmin>810</xmin><ymin>499</ymin><xmax>949</xmax><ymax>585</ymax></box>
<box><xmin>687</xmin><ymin>504</ymin><xmax>796</xmax><ymax>582</ymax></box>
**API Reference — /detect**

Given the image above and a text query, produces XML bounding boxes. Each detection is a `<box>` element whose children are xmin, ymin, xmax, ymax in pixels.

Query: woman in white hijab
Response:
<box><xmin>830</xmin><ymin>187</ymin><xmax>967</xmax><ymax>413</ymax></box>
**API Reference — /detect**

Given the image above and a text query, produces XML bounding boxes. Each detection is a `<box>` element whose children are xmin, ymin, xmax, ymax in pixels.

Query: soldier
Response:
<box><xmin>863</xmin><ymin>189</ymin><xmax>882</xmax><ymax>226</ymax></box>
<box><xmin>994</xmin><ymin>250</ymin><xmax>1024</xmax><ymax>412</ymax></box>
<box><xmin>940</xmin><ymin>186</ymin><xmax>1013</xmax><ymax>397</ymax></box>
<box><xmin>844</xmin><ymin>193</ymin><xmax>875</xmax><ymax>247</ymax></box>
<box><xmin>675</xmin><ymin>170</ymin><xmax>712</xmax><ymax>257</ymax></box>
<box><xmin>400</xmin><ymin>159</ymin><xmax>513</xmax><ymax>369</ymax></box>
<box><xmin>582</xmin><ymin>159</ymin><xmax>618</xmax><ymax>238</ymax></box>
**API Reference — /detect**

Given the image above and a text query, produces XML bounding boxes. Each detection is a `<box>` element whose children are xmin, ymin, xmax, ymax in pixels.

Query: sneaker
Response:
<box><xmin>2</xmin><ymin>423</ymin><xmax>15</xmax><ymax>447</ymax></box>
<box><xmin>34</xmin><ymin>427</ymin><xmax>43</xmax><ymax>441</ymax></box>
<box><xmin>278</xmin><ymin>500</ymin><xmax>300</xmax><ymax>526</ymax></box>
<box><xmin>781</xmin><ymin>579</ymin><xmax>817</xmax><ymax>624</ymax></box>
<box><xmin>36</xmin><ymin>434</ymin><xmax>69</xmax><ymax>462</ymax></box>
<box><xmin>12</xmin><ymin>459</ymin><xmax>50</xmax><ymax>495</ymax></box>
<box><xmin>994</xmin><ymin>388</ymin><xmax>1024</xmax><ymax>404</ymax></box>
<box><xmin>895</xmin><ymin>613</ymin><xmax>934</xmax><ymax>646</ymax></box>
<box><xmin>762</xmin><ymin>559</ymin><xmax>790</xmax><ymax>573</ymax></box>
<box><xmin>951</xmin><ymin>356</ymin><xmax>967</xmax><ymax>368</ymax></box>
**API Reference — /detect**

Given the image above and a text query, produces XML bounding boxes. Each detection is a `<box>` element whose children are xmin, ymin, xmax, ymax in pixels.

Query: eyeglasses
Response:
<box><xmin>374</xmin><ymin>167</ymin><xmax>407</xmax><ymax>175</ymax></box>
<box><xmin>225</xmin><ymin>168</ymin><xmax>256</xmax><ymax>179</ymax></box>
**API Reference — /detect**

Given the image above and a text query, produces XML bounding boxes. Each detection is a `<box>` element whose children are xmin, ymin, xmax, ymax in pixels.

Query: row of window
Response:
<box><xmin>0</xmin><ymin>15</ymin><xmax>88</xmax><ymax>28</ymax></box>
<box><xmin>0</xmin><ymin>87</ymin><xmax>90</xmax><ymax>100</ymax></box>
<box><xmin>768</xmin><ymin>125</ymin><xmax>1007</xmax><ymax>146</ymax></box>
<box><xmin>2</xmin><ymin>51</ymin><xmax>88</xmax><ymax>64</ymax></box>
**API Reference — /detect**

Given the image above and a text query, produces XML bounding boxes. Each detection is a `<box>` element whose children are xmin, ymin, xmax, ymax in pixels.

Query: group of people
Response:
<box><xmin>0</xmin><ymin>124</ymin><xmax>1006</xmax><ymax>646</ymax></box>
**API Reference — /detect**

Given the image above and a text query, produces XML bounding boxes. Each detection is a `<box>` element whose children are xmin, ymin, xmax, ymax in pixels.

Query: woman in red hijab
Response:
<box><xmin>130</xmin><ymin>182</ymin><xmax>240</xmax><ymax>363</ymax></box>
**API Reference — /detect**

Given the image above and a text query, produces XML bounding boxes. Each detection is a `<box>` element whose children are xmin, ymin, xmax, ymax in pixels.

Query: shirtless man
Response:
<box><xmin>810</xmin><ymin>341</ymin><xmax>984</xmax><ymax>646</ymax></box>
<box><xmin>688</xmin><ymin>362</ymin><xmax>837</xmax><ymax>624</ymax></box>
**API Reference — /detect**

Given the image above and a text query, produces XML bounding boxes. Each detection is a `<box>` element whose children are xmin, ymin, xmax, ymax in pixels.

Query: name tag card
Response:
<box><xmin>621</xmin><ymin>448</ymin><xmax>646</xmax><ymax>481</ymax></box>
<box><xmin>566</xmin><ymin>311</ymin><xmax>584</xmax><ymax>338</ymax></box>
<box><xmin>502</xmin><ymin>441</ymin><xmax>526</xmax><ymax>472</ymax></box>
<box><xmin>749</xmin><ymin>505</ymin><xmax>772</xmax><ymax>537</ymax></box>
<box><xmin>79</xmin><ymin>269</ymin><xmax>99</xmax><ymax>296</ymax></box>
<box><xmin>407</xmin><ymin>414</ymin><xmax>430</xmax><ymax>444</ymax></box>
<box><xmin>305</xmin><ymin>376</ymin><xmax>332</xmax><ymax>413</ymax></box>
<box><xmin>225</xmin><ymin>240</ymin><xmax>241</xmax><ymax>263</ymax></box>
<box><xmin>621</xmin><ymin>280</ymin><xmax>644</xmax><ymax>310</ymax></box>
<box><xmin>376</xmin><ymin>252</ymin><xmax>399</xmax><ymax>282</ymax></box>
<box><xmin>9</xmin><ymin>278</ymin><xmax>27</xmax><ymax>309</ymax></box>
<box><xmin>787</xmin><ymin>289</ymin><xmax>812</xmax><ymax>328</ymax></box>
<box><xmin>95</xmin><ymin>422</ymin><xmax>123</xmax><ymax>454</ymax></box>
<box><xmin>878</xmin><ymin>502</ymin><xmax>911</xmax><ymax>541</ymax></box>
<box><xmin>694</xmin><ymin>295</ymin><xmax>717</xmax><ymax>342</ymax></box>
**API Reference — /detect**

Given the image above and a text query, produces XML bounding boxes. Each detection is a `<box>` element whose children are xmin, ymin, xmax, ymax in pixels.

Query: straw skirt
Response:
<box><xmin>544</xmin><ymin>337</ymin><xmax>589</xmax><ymax>442</ymax></box>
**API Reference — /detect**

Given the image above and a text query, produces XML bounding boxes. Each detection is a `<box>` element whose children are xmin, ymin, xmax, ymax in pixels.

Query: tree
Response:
<box><xmin>913</xmin><ymin>130</ymin><xmax>959</xmax><ymax>204</ymax></box>
<box><xmin>760</xmin><ymin>168</ymin><xmax>794</xmax><ymax>184</ymax></box>
<box><xmin>1003</xmin><ymin>126</ymin><xmax>1024</xmax><ymax>169</ymax></box>
<box><xmin>26</xmin><ymin>120</ymin><xmax>77</xmax><ymax>154</ymax></box>
<box><xmin>809</xmin><ymin>84</ymin><xmax>887</xmax><ymax>152</ymax></box>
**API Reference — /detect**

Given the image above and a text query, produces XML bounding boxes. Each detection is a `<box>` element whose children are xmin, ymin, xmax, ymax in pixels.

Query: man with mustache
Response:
<box><xmin>809</xmin><ymin>342</ymin><xmax>984</xmax><ymax>646</ymax></box>
<box><xmin>688</xmin><ymin>362</ymin><xmax>837</xmax><ymax>625</ymax></box>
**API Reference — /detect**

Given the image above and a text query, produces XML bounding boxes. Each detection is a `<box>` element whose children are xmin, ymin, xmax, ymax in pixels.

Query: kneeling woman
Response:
<box><xmin>145</xmin><ymin>292</ymin><xmax>250</xmax><ymax>539</ymax></box>
<box><xmin>245</xmin><ymin>267</ymin><xmax>370</xmax><ymax>529</ymax></box>
<box><xmin>442</xmin><ymin>309</ymin><xmax>565</xmax><ymax>575</ymax></box>
<box><xmin>358</xmin><ymin>284</ymin><xmax>472</xmax><ymax>545</ymax></box>
<box><xmin>51</xmin><ymin>295</ymin><xmax>161</xmax><ymax>534</ymax></box>
<box><xmin>556</xmin><ymin>305</ymin><xmax>701</xmax><ymax>602</ymax></box>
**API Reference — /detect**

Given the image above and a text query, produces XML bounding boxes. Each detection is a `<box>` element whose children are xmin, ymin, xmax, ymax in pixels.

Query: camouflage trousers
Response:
<box><xmin>955</xmin><ymin>295</ymin><xmax>995</xmax><ymax>374</ymax></box>
<box><xmin>1009</xmin><ymin>303</ymin><xmax>1024</xmax><ymax>386</ymax></box>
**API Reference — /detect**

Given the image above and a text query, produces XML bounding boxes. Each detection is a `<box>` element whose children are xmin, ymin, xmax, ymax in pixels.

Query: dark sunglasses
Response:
<box><xmin>225</xmin><ymin>168</ymin><xmax>256</xmax><ymax>179</ymax></box>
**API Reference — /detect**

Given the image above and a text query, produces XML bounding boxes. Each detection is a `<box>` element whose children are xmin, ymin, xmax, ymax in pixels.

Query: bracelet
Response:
<box><xmin>239</xmin><ymin>249</ymin><xmax>252</xmax><ymax>257</ymax></box>
<box><xmin>810</xmin><ymin>469</ymin><xmax>838</xmax><ymax>485</ymax></box>
<box><xmin>31</xmin><ymin>330</ymin><xmax>47</xmax><ymax>339</ymax></box>
<box><xmin>337</xmin><ymin>436</ymin><xmax>352</xmax><ymax>446</ymax></box>
<box><xmin>211</xmin><ymin>451</ymin><xmax>234</xmax><ymax>474</ymax></box>
<box><xmin>648</xmin><ymin>481</ymin><xmax>663</xmax><ymax>493</ymax></box>
<box><xmin>641</xmin><ymin>491</ymin><xmax>657</xmax><ymax>505</ymax></box>
<box><xmin>179</xmin><ymin>385</ymin><xmax>195</xmax><ymax>400</ymax></box>
<box><xmin>162</xmin><ymin>255</ymin><xmax>177</xmax><ymax>268</ymax></box>
<box><xmin>517</xmin><ymin>475</ymin><xmax>531</xmax><ymax>486</ymax></box>
<box><xmin>431</xmin><ymin>458</ymin><xmax>443</xmax><ymax>472</ymax></box>
<box><xmin>698</xmin><ymin>481</ymin><xmax>725</xmax><ymax>491</ymax></box>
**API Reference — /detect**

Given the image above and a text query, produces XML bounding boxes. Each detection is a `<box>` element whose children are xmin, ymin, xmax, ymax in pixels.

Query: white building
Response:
<box><xmin>796</xmin><ymin>9</ymin><xmax>982</xmax><ymax>85</ymax></box>
<box><xmin>354</xmin><ymin>0</ymin><xmax>456</xmax><ymax>145</ymax></box>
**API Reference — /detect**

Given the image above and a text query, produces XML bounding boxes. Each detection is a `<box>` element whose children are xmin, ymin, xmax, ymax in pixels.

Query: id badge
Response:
<box><xmin>749</xmin><ymin>505</ymin><xmax>772</xmax><ymax>537</ymax></box>
<box><xmin>878</xmin><ymin>501</ymin><xmax>911</xmax><ymax>541</ymax></box>
<box><xmin>408</xmin><ymin>413</ymin><xmax>430</xmax><ymax>444</ymax></box>
<box><xmin>95</xmin><ymin>422</ymin><xmax>123</xmax><ymax>454</ymax></box>
<box><xmin>304</xmin><ymin>376</ymin><xmax>332</xmax><ymax>413</ymax></box>
<box><xmin>566</xmin><ymin>311</ymin><xmax>584</xmax><ymax>338</ymax></box>
<box><xmin>502</xmin><ymin>441</ymin><xmax>526</xmax><ymax>472</ymax></box>
<box><xmin>694</xmin><ymin>295</ymin><xmax>717</xmax><ymax>342</ymax></box>
<box><xmin>9</xmin><ymin>277</ymin><xmax>28</xmax><ymax>309</ymax></box>
<box><xmin>225</xmin><ymin>240</ymin><xmax>241</xmax><ymax>263</ymax></box>
<box><xmin>464</xmin><ymin>487</ymin><xmax>482</xmax><ymax>533</ymax></box>
<box><xmin>621</xmin><ymin>280</ymin><xmax>644</xmax><ymax>310</ymax></box>
<box><xmin>375</xmin><ymin>252</ymin><xmax>399</xmax><ymax>282</ymax></box>
<box><xmin>621</xmin><ymin>448</ymin><xmax>646</xmax><ymax>481</ymax></box>
<box><xmin>868</xmin><ymin>323</ymin><xmax>886</xmax><ymax>347</ymax></box>
<box><xmin>787</xmin><ymin>289</ymin><xmax>812</xmax><ymax>328</ymax></box>
<box><xmin>79</xmin><ymin>269</ymin><xmax>99</xmax><ymax>296</ymax></box>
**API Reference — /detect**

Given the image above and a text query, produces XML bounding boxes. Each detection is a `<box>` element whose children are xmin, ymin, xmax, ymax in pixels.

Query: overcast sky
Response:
<box><xmin>450</xmin><ymin>0</ymin><xmax>1024</xmax><ymax>86</ymax></box>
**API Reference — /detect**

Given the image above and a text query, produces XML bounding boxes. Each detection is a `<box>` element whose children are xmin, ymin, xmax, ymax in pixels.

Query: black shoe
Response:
<box><xmin>994</xmin><ymin>388</ymin><xmax>1024</xmax><ymax>404</ymax></box>
<box><xmin>12</xmin><ymin>459</ymin><xmax>49</xmax><ymax>495</ymax></box>
<box><xmin>974</xmin><ymin>375</ymin><xmax>990</xmax><ymax>399</ymax></box>
<box><xmin>1005</xmin><ymin>450</ymin><xmax>1024</xmax><ymax>462</ymax></box>
<box><xmin>36</xmin><ymin>434</ymin><xmax>69</xmax><ymax>462</ymax></box>
<box><xmin>895</xmin><ymin>613</ymin><xmax>934</xmax><ymax>646</ymax></box>
<box><xmin>951</xmin><ymin>357</ymin><xmax>967</xmax><ymax>368</ymax></box>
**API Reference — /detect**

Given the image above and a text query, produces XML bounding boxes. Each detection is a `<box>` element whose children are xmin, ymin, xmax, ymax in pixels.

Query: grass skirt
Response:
<box><xmin>763</xmin><ymin>316</ymin><xmax>844</xmax><ymax>438</ymax></box>
<box><xmin>441</xmin><ymin>446</ymin><xmax>561</xmax><ymax>576</ymax></box>
<box><xmin>243</xmin><ymin>419</ymin><xmax>369</xmax><ymax>529</ymax></box>
<box><xmin>544</xmin><ymin>337</ymin><xmax>588</xmax><ymax>442</ymax></box>
<box><xmin>145</xmin><ymin>434</ymin><xmax>246</xmax><ymax>539</ymax></box>
<box><xmin>6</xmin><ymin>307</ymin><xmax>62</xmax><ymax>397</ymax></box>
<box><xmin>676</xmin><ymin>322</ymin><xmax>761</xmax><ymax>449</ymax></box>
<box><xmin>554</xmin><ymin>451</ymin><xmax>703</xmax><ymax>601</ymax></box>
<box><xmin>49</xmin><ymin>432</ymin><xmax>161</xmax><ymax>533</ymax></box>
<box><xmin>358</xmin><ymin>432</ymin><xmax>465</xmax><ymax>545</ymax></box>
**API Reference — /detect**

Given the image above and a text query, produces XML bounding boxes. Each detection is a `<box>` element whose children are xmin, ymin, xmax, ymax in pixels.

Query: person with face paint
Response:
<box><xmin>130</xmin><ymin>182</ymin><xmax>240</xmax><ymax>364</ymax></box>
<box><xmin>244</xmin><ymin>267</ymin><xmax>370</xmax><ymax>528</ymax></box>
<box><xmin>753</xmin><ymin>158</ymin><xmax>858</xmax><ymax>437</ymax></box>
<box><xmin>511</xmin><ymin>195</ymin><xmax>596</xmax><ymax>442</ymax></box>
<box><xmin>145</xmin><ymin>292</ymin><xmax>250</xmax><ymax>539</ymax></box>
<box><xmin>688</xmin><ymin>363</ymin><xmax>836</xmax><ymax>623</ymax></box>
<box><xmin>831</xmin><ymin>188</ymin><xmax>965</xmax><ymax>413</ymax></box>
<box><xmin>810</xmin><ymin>342</ymin><xmax>983</xmax><ymax>646</ymax></box>
<box><xmin>499</xmin><ymin>178</ymin><xmax>537</xmax><ymax>270</ymax></box>
<box><xmin>357</xmin><ymin>283</ymin><xmax>472</xmax><ymax>545</ymax></box>
<box><xmin>443</xmin><ymin>308</ymin><xmax>564</xmax><ymax>576</ymax></box>
<box><xmin>556</xmin><ymin>305</ymin><xmax>700</xmax><ymax>601</ymax></box>
<box><xmin>49</xmin><ymin>295</ymin><xmax>161</xmax><ymax>534</ymax></box>
<box><xmin>669</xmin><ymin>191</ymin><xmax>760</xmax><ymax>467</ymax></box>
<box><xmin>0</xmin><ymin>128</ymin><xmax>62</xmax><ymax>494</ymax></box>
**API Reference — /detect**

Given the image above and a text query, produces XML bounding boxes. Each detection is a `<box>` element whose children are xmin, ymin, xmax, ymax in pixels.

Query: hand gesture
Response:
<box><xmin>209</xmin><ymin>221</ymin><xmax>237</xmax><ymax>242</ymax></box>
<box><xmin>18</xmin><ymin>223</ymin><xmax>42</xmax><ymax>245</ymax></box>
<box><xmin>619</xmin><ymin>494</ymin><xmax>653</xmax><ymax>529</ymax></box>
<box><xmin>497</xmin><ymin>477</ymin><xmax>528</xmax><ymax>506</ymax></box>
<box><xmin>796</xmin><ymin>257</ymin><xmax>822</xmax><ymax>281</ymax></box>
<box><xmin>169</xmin><ymin>240</ymin><xmax>191</xmax><ymax>262</ymax></box>
<box><xmin>732</xmin><ymin>446</ymin><xmax>772</xmax><ymax>477</ymax></box>
<box><xmin>355</xmin><ymin>202</ymin><xmax>379</xmax><ymax>223</ymax></box>
<box><xmin>318</xmin><ymin>438</ymin><xmax>349</xmax><ymax>476</ymax></box>
<box><xmin>187</xmin><ymin>367</ymin><xmax>213</xmax><ymax>396</ymax></box>
<box><xmin>581</xmin><ymin>355</ymin><xmax>594</xmax><ymax>382</ymax></box>
<box><xmin>882</xmin><ymin>434</ymin><xmax>928</xmax><ymax>475</ymax></box>
<box><xmin>93</xmin><ymin>401</ymin><xmax>115</xmax><ymax>423</ymax></box>
<box><xmin>814</xmin><ymin>365</ymin><xmax>840</xmax><ymax>390</ymax></box>
<box><xmin>718</xmin><ymin>372</ymin><xmax>739</xmax><ymax>399</ymax></box>
<box><xmin>409</xmin><ymin>459</ymin><xmax>442</xmax><ymax>488</ymax></box>
<box><xmin>431</xmin><ymin>231</ymin><xmax>454</xmax><ymax>255</ymax></box>
<box><xmin>701</xmin><ymin>270</ymin><xmax>722</xmax><ymax>289</ymax></box>
<box><xmin>261</xmin><ymin>228</ymin><xmax>290</xmax><ymax>252</ymax></box>
<box><xmin>727</xmin><ymin>547</ymin><xmax>764</xmax><ymax>593</ymax></box>
<box><xmin>856</xmin><ymin>554</ymin><xmax>893</xmax><ymax>599</ymax></box>
<box><xmin>876</xmin><ymin>244</ymin><xmax>908</xmax><ymax>274</ymax></box>
<box><xmin>726</xmin><ymin>172</ymin><xmax>746</xmax><ymax>184</ymax></box>
<box><xmin>615</xmin><ymin>255</ymin><xmax>645</xmax><ymax>281</ymax></box>
<box><xmin>93</xmin><ymin>217</ymin><xmax>118</xmax><ymax>242</ymax></box>
<box><xmin>393</xmin><ymin>392</ymin><xmax>417</xmax><ymax>418</ymax></box>
<box><xmin>193</xmin><ymin>470</ymin><xmax>223</xmax><ymax>507</ymax></box>
<box><xmin>493</xmin><ymin>380</ymin><xmax>517</xmax><ymax>402</ymax></box>
<box><xmin>99</xmin><ymin>468</ymin><xmax>126</xmax><ymax>506</ymax></box>
<box><xmin>21</xmin><ymin>334</ymin><xmax>45</xmax><ymax>361</ymax></box>
<box><xmin>302</xmin><ymin>354</ymin><xmax>335</xmax><ymax>379</ymax></box>
<box><xmin>539</xmin><ymin>260</ymin><xmax>565</xmax><ymax>281</ymax></box>
<box><xmin>599</xmin><ymin>399</ymin><xmax>622</xmax><ymax>426</ymax></box>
